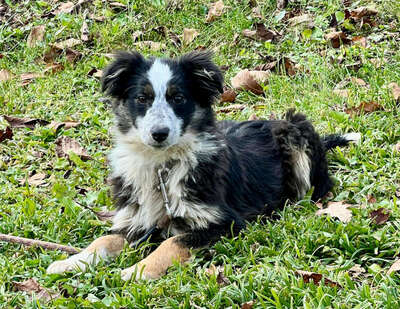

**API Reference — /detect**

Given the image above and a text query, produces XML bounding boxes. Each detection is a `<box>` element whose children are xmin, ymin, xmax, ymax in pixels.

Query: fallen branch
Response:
<box><xmin>0</xmin><ymin>234</ymin><xmax>80</xmax><ymax>254</ymax></box>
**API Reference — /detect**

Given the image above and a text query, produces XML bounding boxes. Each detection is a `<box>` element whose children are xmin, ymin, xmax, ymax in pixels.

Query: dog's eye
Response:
<box><xmin>173</xmin><ymin>95</ymin><xmax>185</xmax><ymax>104</ymax></box>
<box><xmin>137</xmin><ymin>96</ymin><xmax>147</xmax><ymax>104</ymax></box>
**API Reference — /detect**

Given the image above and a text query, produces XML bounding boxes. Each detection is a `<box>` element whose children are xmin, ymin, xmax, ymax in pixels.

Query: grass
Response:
<box><xmin>1</xmin><ymin>0</ymin><xmax>400</xmax><ymax>307</ymax></box>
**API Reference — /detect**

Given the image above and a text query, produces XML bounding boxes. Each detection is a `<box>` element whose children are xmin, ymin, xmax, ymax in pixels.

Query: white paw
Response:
<box><xmin>47</xmin><ymin>252</ymin><xmax>92</xmax><ymax>274</ymax></box>
<box><xmin>343</xmin><ymin>132</ymin><xmax>362</xmax><ymax>144</ymax></box>
<box><xmin>121</xmin><ymin>264</ymin><xmax>148</xmax><ymax>281</ymax></box>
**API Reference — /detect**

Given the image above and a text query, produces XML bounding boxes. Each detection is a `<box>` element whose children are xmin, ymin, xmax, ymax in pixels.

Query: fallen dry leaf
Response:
<box><xmin>220</xmin><ymin>89</ymin><xmax>237</xmax><ymax>103</ymax></box>
<box><xmin>4</xmin><ymin>115</ymin><xmax>49</xmax><ymax>129</ymax></box>
<box><xmin>352</xmin><ymin>36</ymin><xmax>367</xmax><ymax>48</ymax></box>
<box><xmin>251</xmin><ymin>7</ymin><xmax>262</xmax><ymax>19</ymax></box>
<box><xmin>55</xmin><ymin>136</ymin><xmax>91</xmax><ymax>160</ymax></box>
<box><xmin>43</xmin><ymin>63</ymin><xmax>64</xmax><ymax>74</ymax></box>
<box><xmin>52</xmin><ymin>38</ymin><xmax>82</xmax><ymax>50</ymax></box>
<box><xmin>0</xmin><ymin>126</ymin><xmax>13</xmax><ymax>143</ymax></box>
<box><xmin>248</xmin><ymin>114</ymin><xmax>259</xmax><ymax>121</ymax></box>
<box><xmin>169</xmin><ymin>32</ymin><xmax>181</xmax><ymax>47</ymax></box>
<box><xmin>53</xmin><ymin>2</ymin><xmax>74</xmax><ymax>14</ymax></box>
<box><xmin>254</xmin><ymin>61</ymin><xmax>277</xmax><ymax>71</ymax></box>
<box><xmin>367</xmin><ymin>194</ymin><xmax>377</xmax><ymax>204</ymax></box>
<box><xmin>109</xmin><ymin>2</ymin><xmax>127</xmax><ymax>9</ymax></box>
<box><xmin>206</xmin><ymin>0</ymin><xmax>225</xmax><ymax>22</ymax></box>
<box><xmin>205</xmin><ymin>264</ymin><xmax>230</xmax><ymax>286</ymax></box>
<box><xmin>393</xmin><ymin>142</ymin><xmax>400</xmax><ymax>153</ymax></box>
<box><xmin>89</xmin><ymin>14</ymin><xmax>106</xmax><ymax>22</ymax></box>
<box><xmin>388</xmin><ymin>259</ymin><xmax>400</xmax><ymax>275</ymax></box>
<box><xmin>21</xmin><ymin>173</ymin><xmax>47</xmax><ymax>186</ymax></box>
<box><xmin>288</xmin><ymin>14</ymin><xmax>313</xmax><ymax>27</ymax></box>
<box><xmin>20</xmin><ymin>72</ymin><xmax>43</xmax><ymax>86</ymax></box>
<box><xmin>94</xmin><ymin>209</ymin><xmax>117</xmax><ymax>222</ymax></box>
<box><xmin>325</xmin><ymin>31</ymin><xmax>351</xmax><ymax>48</ymax></box>
<box><xmin>283</xmin><ymin>57</ymin><xmax>296</xmax><ymax>76</ymax></box>
<box><xmin>65</xmin><ymin>48</ymin><xmax>82</xmax><ymax>63</ymax></box>
<box><xmin>27</xmin><ymin>25</ymin><xmax>46</xmax><ymax>48</ymax></box>
<box><xmin>295</xmin><ymin>270</ymin><xmax>342</xmax><ymax>288</ymax></box>
<box><xmin>276</xmin><ymin>0</ymin><xmax>288</xmax><ymax>9</ymax></box>
<box><xmin>369</xmin><ymin>208</ymin><xmax>390</xmax><ymax>225</ymax></box>
<box><xmin>315</xmin><ymin>201</ymin><xmax>353</xmax><ymax>223</ymax></box>
<box><xmin>0</xmin><ymin>69</ymin><xmax>12</xmax><ymax>82</ymax></box>
<box><xmin>133</xmin><ymin>41</ymin><xmax>166</xmax><ymax>51</ymax></box>
<box><xmin>132</xmin><ymin>30</ymin><xmax>144</xmax><ymax>42</ymax></box>
<box><xmin>345</xmin><ymin>101</ymin><xmax>383</xmax><ymax>116</ymax></box>
<box><xmin>241</xmin><ymin>300</ymin><xmax>255</xmax><ymax>309</ymax></box>
<box><xmin>48</xmin><ymin>121</ymin><xmax>80</xmax><ymax>132</ymax></box>
<box><xmin>13</xmin><ymin>278</ymin><xmax>60</xmax><ymax>303</ymax></box>
<box><xmin>87</xmin><ymin>68</ymin><xmax>103</xmax><ymax>78</ymax></box>
<box><xmin>217</xmin><ymin>104</ymin><xmax>246</xmax><ymax>113</ymax></box>
<box><xmin>348</xmin><ymin>264</ymin><xmax>366</xmax><ymax>279</ymax></box>
<box><xmin>351</xmin><ymin>77</ymin><xmax>367</xmax><ymax>86</ymax></box>
<box><xmin>183</xmin><ymin>28</ymin><xmax>199</xmax><ymax>44</ymax></box>
<box><xmin>231</xmin><ymin>69</ymin><xmax>270</xmax><ymax>95</ymax></box>
<box><xmin>333</xmin><ymin>89</ymin><xmax>349</xmax><ymax>98</ymax></box>
<box><xmin>350</xmin><ymin>7</ymin><xmax>378</xmax><ymax>20</ymax></box>
<box><xmin>242</xmin><ymin>23</ymin><xmax>279</xmax><ymax>42</ymax></box>
<box><xmin>80</xmin><ymin>20</ymin><xmax>90</xmax><ymax>42</ymax></box>
<box><xmin>388</xmin><ymin>82</ymin><xmax>400</xmax><ymax>101</ymax></box>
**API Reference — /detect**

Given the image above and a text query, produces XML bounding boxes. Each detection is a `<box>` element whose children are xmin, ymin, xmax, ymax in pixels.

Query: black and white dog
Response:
<box><xmin>47</xmin><ymin>51</ymin><xmax>359</xmax><ymax>280</ymax></box>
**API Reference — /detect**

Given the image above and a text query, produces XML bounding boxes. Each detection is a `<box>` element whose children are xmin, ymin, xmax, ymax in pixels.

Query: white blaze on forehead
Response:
<box><xmin>147</xmin><ymin>59</ymin><xmax>173</xmax><ymax>99</ymax></box>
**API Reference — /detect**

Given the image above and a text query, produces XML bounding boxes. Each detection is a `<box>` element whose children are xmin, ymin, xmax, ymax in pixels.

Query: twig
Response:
<box><xmin>0</xmin><ymin>234</ymin><xmax>80</xmax><ymax>254</ymax></box>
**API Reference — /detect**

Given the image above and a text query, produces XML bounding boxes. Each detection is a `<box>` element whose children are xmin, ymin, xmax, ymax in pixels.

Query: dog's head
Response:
<box><xmin>101</xmin><ymin>51</ymin><xmax>223</xmax><ymax>149</ymax></box>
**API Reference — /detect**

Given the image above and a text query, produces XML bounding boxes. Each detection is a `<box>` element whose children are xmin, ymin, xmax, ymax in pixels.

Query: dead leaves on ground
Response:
<box><xmin>0</xmin><ymin>127</ymin><xmax>13</xmax><ymax>143</ymax></box>
<box><xmin>4</xmin><ymin>115</ymin><xmax>49</xmax><ymax>129</ymax></box>
<box><xmin>206</xmin><ymin>0</ymin><xmax>225</xmax><ymax>23</ymax></box>
<box><xmin>369</xmin><ymin>208</ymin><xmax>390</xmax><ymax>225</ymax></box>
<box><xmin>220</xmin><ymin>89</ymin><xmax>237</xmax><ymax>103</ymax></box>
<box><xmin>231</xmin><ymin>69</ymin><xmax>270</xmax><ymax>95</ymax></box>
<box><xmin>183</xmin><ymin>28</ymin><xmax>199</xmax><ymax>45</ymax></box>
<box><xmin>27</xmin><ymin>25</ymin><xmax>46</xmax><ymax>48</ymax></box>
<box><xmin>12</xmin><ymin>278</ymin><xmax>60</xmax><ymax>303</ymax></box>
<box><xmin>0</xmin><ymin>69</ymin><xmax>13</xmax><ymax>82</ymax></box>
<box><xmin>295</xmin><ymin>270</ymin><xmax>342</xmax><ymax>288</ymax></box>
<box><xmin>242</xmin><ymin>23</ymin><xmax>281</xmax><ymax>42</ymax></box>
<box><xmin>205</xmin><ymin>264</ymin><xmax>230</xmax><ymax>286</ymax></box>
<box><xmin>345</xmin><ymin>101</ymin><xmax>383</xmax><ymax>116</ymax></box>
<box><xmin>388</xmin><ymin>82</ymin><xmax>400</xmax><ymax>101</ymax></box>
<box><xmin>316</xmin><ymin>201</ymin><xmax>353</xmax><ymax>223</ymax></box>
<box><xmin>55</xmin><ymin>136</ymin><xmax>91</xmax><ymax>161</ymax></box>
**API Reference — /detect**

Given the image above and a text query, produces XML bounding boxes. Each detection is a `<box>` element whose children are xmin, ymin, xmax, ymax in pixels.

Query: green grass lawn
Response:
<box><xmin>1</xmin><ymin>0</ymin><xmax>400</xmax><ymax>308</ymax></box>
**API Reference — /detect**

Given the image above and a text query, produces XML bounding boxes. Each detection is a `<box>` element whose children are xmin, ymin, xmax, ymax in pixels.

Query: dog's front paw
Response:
<box><xmin>121</xmin><ymin>262</ymin><xmax>161</xmax><ymax>281</ymax></box>
<box><xmin>46</xmin><ymin>252</ymin><xmax>92</xmax><ymax>274</ymax></box>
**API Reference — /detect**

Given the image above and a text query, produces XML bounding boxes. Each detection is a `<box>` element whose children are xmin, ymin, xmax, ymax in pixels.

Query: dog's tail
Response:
<box><xmin>322</xmin><ymin>133</ymin><xmax>361</xmax><ymax>151</ymax></box>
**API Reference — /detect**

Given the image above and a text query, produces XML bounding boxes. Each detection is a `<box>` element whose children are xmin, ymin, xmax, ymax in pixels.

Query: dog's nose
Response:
<box><xmin>151</xmin><ymin>127</ymin><xmax>170</xmax><ymax>143</ymax></box>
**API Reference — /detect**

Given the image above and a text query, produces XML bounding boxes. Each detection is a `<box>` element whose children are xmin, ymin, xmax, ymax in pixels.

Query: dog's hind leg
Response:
<box><xmin>46</xmin><ymin>234</ymin><xmax>125</xmax><ymax>274</ymax></box>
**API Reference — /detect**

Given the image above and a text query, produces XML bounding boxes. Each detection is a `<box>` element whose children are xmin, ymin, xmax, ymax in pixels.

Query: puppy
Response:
<box><xmin>47</xmin><ymin>51</ymin><xmax>359</xmax><ymax>280</ymax></box>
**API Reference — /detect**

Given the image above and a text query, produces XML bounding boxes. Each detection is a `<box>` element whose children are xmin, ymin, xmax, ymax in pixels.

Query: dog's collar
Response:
<box><xmin>157</xmin><ymin>167</ymin><xmax>172</xmax><ymax>217</ymax></box>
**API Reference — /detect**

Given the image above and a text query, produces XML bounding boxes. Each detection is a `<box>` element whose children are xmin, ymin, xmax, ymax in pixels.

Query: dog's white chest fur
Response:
<box><xmin>109</xmin><ymin>130</ymin><xmax>222</xmax><ymax>239</ymax></box>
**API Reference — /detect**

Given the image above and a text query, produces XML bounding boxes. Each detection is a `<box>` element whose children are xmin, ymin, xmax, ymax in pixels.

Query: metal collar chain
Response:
<box><xmin>157</xmin><ymin>167</ymin><xmax>172</xmax><ymax>217</ymax></box>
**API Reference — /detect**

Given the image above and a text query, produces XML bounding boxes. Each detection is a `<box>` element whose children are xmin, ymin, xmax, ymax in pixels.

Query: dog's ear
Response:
<box><xmin>101</xmin><ymin>51</ymin><xmax>146</xmax><ymax>100</ymax></box>
<box><xmin>179</xmin><ymin>51</ymin><xmax>223</xmax><ymax>107</ymax></box>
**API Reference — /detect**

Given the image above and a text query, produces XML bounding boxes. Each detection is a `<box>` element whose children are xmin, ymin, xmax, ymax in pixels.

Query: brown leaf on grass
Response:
<box><xmin>55</xmin><ymin>136</ymin><xmax>91</xmax><ymax>160</ymax></box>
<box><xmin>43</xmin><ymin>63</ymin><xmax>64</xmax><ymax>74</ymax></box>
<box><xmin>217</xmin><ymin>104</ymin><xmax>246</xmax><ymax>113</ymax></box>
<box><xmin>48</xmin><ymin>121</ymin><xmax>80</xmax><ymax>132</ymax></box>
<box><xmin>333</xmin><ymin>89</ymin><xmax>349</xmax><ymax>98</ymax></box>
<box><xmin>351</xmin><ymin>77</ymin><xmax>367</xmax><ymax>86</ymax></box>
<box><xmin>369</xmin><ymin>208</ymin><xmax>390</xmax><ymax>225</ymax></box>
<box><xmin>295</xmin><ymin>270</ymin><xmax>342</xmax><ymax>288</ymax></box>
<box><xmin>345</xmin><ymin>101</ymin><xmax>383</xmax><ymax>116</ymax></box>
<box><xmin>206</xmin><ymin>0</ymin><xmax>225</xmax><ymax>22</ymax></box>
<box><xmin>348</xmin><ymin>264</ymin><xmax>366</xmax><ymax>279</ymax></box>
<box><xmin>88</xmin><ymin>13</ymin><xmax>106</xmax><ymax>22</ymax></box>
<box><xmin>254</xmin><ymin>61</ymin><xmax>278</xmax><ymax>71</ymax></box>
<box><xmin>367</xmin><ymin>195</ymin><xmax>377</xmax><ymax>204</ymax></box>
<box><xmin>325</xmin><ymin>31</ymin><xmax>351</xmax><ymax>48</ymax></box>
<box><xmin>352</xmin><ymin>36</ymin><xmax>367</xmax><ymax>48</ymax></box>
<box><xmin>251</xmin><ymin>7</ymin><xmax>262</xmax><ymax>19</ymax></box>
<box><xmin>87</xmin><ymin>68</ymin><xmax>103</xmax><ymax>78</ymax></box>
<box><xmin>242</xmin><ymin>24</ymin><xmax>279</xmax><ymax>42</ymax></box>
<box><xmin>169</xmin><ymin>32</ymin><xmax>181</xmax><ymax>48</ymax></box>
<box><xmin>133</xmin><ymin>41</ymin><xmax>166</xmax><ymax>51</ymax></box>
<box><xmin>315</xmin><ymin>201</ymin><xmax>353</xmax><ymax>223</ymax></box>
<box><xmin>388</xmin><ymin>260</ymin><xmax>400</xmax><ymax>275</ymax></box>
<box><xmin>277</xmin><ymin>0</ymin><xmax>288</xmax><ymax>9</ymax></box>
<box><xmin>80</xmin><ymin>20</ymin><xmax>90</xmax><ymax>42</ymax></box>
<box><xmin>109</xmin><ymin>2</ymin><xmax>127</xmax><ymax>10</ymax></box>
<box><xmin>20</xmin><ymin>173</ymin><xmax>47</xmax><ymax>186</ymax></box>
<box><xmin>248</xmin><ymin>114</ymin><xmax>259</xmax><ymax>121</ymax></box>
<box><xmin>205</xmin><ymin>264</ymin><xmax>230</xmax><ymax>286</ymax></box>
<box><xmin>231</xmin><ymin>69</ymin><xmax>270</xmax><ymax>95</ymax></box>
<box><xmin>0</xmin><ymin>127</ymin><xmax>13</xmax><ymax>143</ymax></box>
<box><xmin>27</xmin><ymin>25</ymin><xmax>46</xmax><ymax>48</ymax></box>
<box><xmin>20</xmin><ymin>72</ymin><xmax>43</xmax><ymax>86</ymax></box>
<box><xmin>65</xmin><ymin>48</ymin><xmax>82</xmax><ymax>63</ymax></box>
<box><xmin>4</xmin><ymin>116</ymin><xmax>49</xmax><ymax>129</ymax></box>
<box><xmin>283</xmin><ymin>58</ymin><xmax>296</xmax><ymax>76</ymax></box>
<box><xmin>220</xmin><ymin>89</ymin><xmax>237</xmax><ymax>103</ymax></box>
<box><xmin>53</xmin><ymin>2</ymin><xmax>75</xmax><ymax>14</ymax></box>
<box><xmin>52</xmin><ymin>38</ymin><xmax>82</xmax><ymax>50</ymax></box>
<box><xmin>0</xmin><ymin>69</ymin><xmax>13</xmax><ymax>82</ymax></box>
<box><xmin>388</xmin><ymin>82</ymin><xmax>400</xmax><ymax>101</ymax></box>
<box><xmin>350</xmin><ymin>7</ymin><xmax>378</xmax><ymax>20</ymax></box>
<box><xmin>288</xmin><ymin>14</ymin><xmax>313</xmax><ymax>27</ymax></box>
<box><xmin>241</xmin><ymin>300</ymin><xmax>256</xmax><ymax>309</ymax></box>
<box><xmin>12</xmin><ymin>278</ymin><xmax>60</xmax><ymax>303</ymax></box>
<box><xmin>183</xmin><ymin>28</ymin><xmax>199</xmax><ymax>44</ymax></box>
<box><xmin>393</xmin><ymin>142</ymin><xmax>400</xmax><ymax>153</ymax></box>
